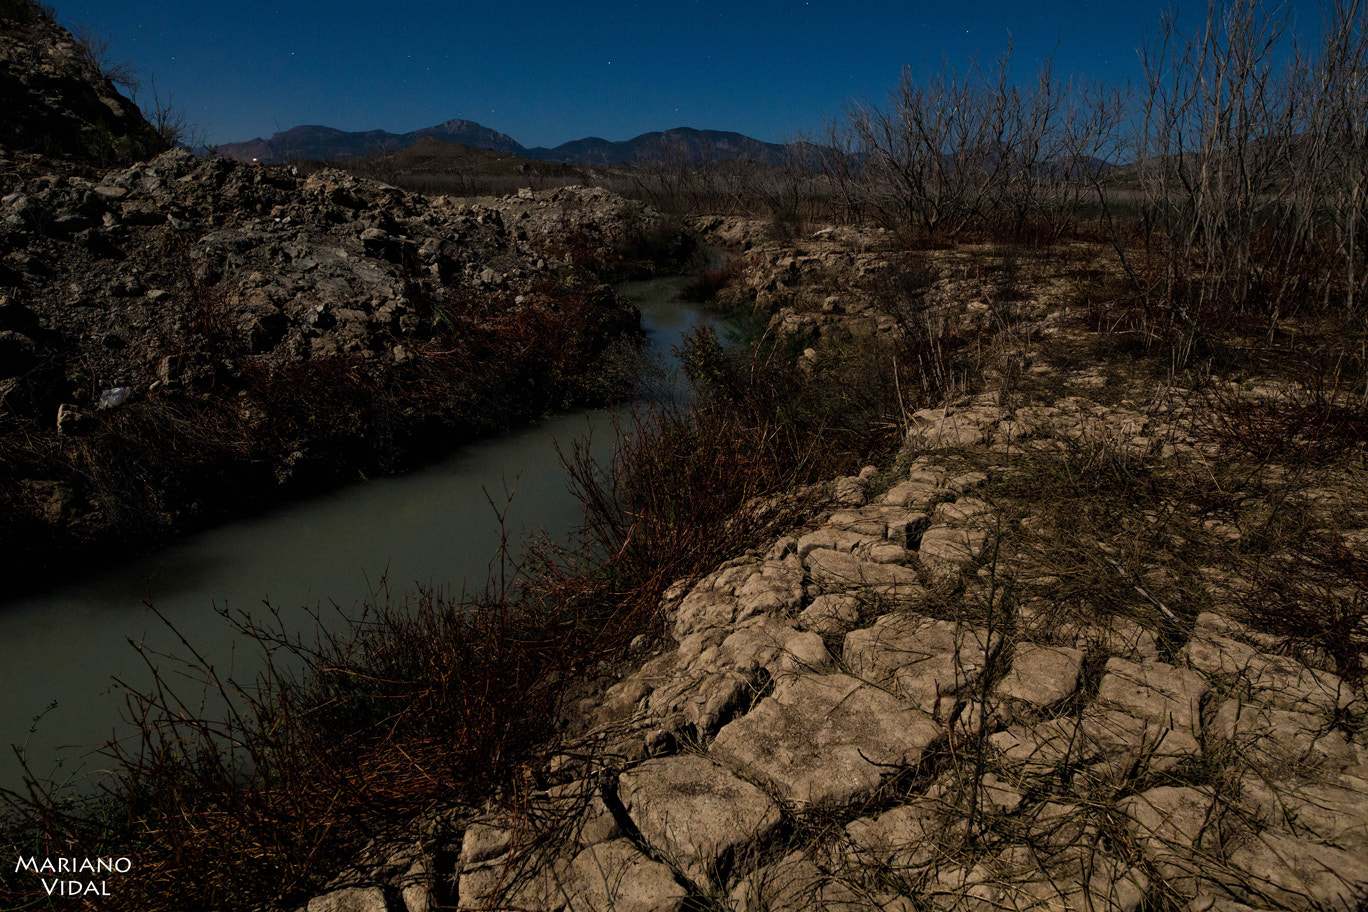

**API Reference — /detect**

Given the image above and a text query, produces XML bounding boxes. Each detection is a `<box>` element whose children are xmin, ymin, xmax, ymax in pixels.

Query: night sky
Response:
<box><xmin>49</xmin><ymin>0</ymin><xmax>1330</xmax><ymax>150</ymax></box>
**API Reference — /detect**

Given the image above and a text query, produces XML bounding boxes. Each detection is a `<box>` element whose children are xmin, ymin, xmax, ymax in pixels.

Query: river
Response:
<box><xmin>0</xmin><ymin>276</ymin><xmax>711</xmax><ymax>795</ymax></box>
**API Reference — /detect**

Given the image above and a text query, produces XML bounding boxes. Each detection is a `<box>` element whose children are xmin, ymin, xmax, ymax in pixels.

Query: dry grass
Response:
<box><xmin>0</xmin><ymin>265</ymin><xmax>963</xmax><ymax>909</ymax></box>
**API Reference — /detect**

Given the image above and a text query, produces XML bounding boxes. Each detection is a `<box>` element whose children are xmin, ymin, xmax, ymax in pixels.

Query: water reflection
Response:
<box><xmin>0</xmin><ymin>276</ymin><xmax>709</xmax><ymax>792</ymax></box>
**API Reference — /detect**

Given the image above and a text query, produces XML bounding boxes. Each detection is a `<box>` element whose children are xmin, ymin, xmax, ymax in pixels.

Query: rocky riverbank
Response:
<box><xmin>298</xmin><ymin>227</ymin><xmax>1368</xmax><ymax>912</ymax></box>
<box><xmin>3</xmin><ymin>6</ymin><xmax>696</xmax><ymax>578</ymax></box>
<box><xmin>0</xmin><ymin>139</ymin><xmax>686</xmax><ymax>575</ymax></box>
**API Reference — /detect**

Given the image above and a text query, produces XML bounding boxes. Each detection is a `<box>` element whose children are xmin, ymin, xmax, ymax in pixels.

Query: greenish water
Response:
<box><xmin>0</xmin><ymin>276</ymin><xmax>711</xmax><ymax>795</ymax></box>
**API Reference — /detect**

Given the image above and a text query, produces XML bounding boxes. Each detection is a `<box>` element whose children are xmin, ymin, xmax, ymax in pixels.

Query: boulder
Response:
<box><xmin>618</xmin><ymin>754</ymin><xmax>782</xmax><ymax>886</ymax></box>
<box><xmin>566</xmin><ymin>839</ymin><xmax>688</xmax><ymax>912</ymax></box>
<box><xmin>710</xmin><ymin>673</ymin><xmax>940</xmax><ymax>807</ymax></box>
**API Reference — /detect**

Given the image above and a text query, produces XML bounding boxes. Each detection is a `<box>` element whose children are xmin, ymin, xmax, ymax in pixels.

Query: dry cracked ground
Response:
<box><xmin>301</xmin><ymin>227</ymin><xmax>1368</xmax><ymax>912</ymax></box>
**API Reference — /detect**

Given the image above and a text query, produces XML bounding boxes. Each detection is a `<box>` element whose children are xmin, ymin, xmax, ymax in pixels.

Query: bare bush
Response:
<box><xmin>70</xmin><ymin>23</ymin><xmax>140</xmax><ymax>94</ymax></box>
<box><xmin>1127</xmin><ymin>0</ymin><xmax>1308</xmax><ymax>338</ymax></box>
<box><xmin>829</xmin><ymin>47</ymin><xmax>1125</xmax><ymax>244</ymax></box>
<box><xmin>1303</xmin><ymin>0</ymin><xmax>1368</xmax><ymax>321</ymax></box>
<box><xmin>1114</xmin><ymin>0</ymin><xmax>1368</xmax><ymax>358</ymax></box>
<box><xmin>141</xmin><ymin>76</ymin><xmax>200</xmax><ymax>149</ymax></box>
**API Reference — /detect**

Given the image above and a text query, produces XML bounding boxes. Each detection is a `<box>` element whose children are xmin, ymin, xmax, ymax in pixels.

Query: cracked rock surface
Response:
<box><xmin>298</xmin><ymin>225</ymin><xmax>1368</xmax><ymax>912</ymax></box>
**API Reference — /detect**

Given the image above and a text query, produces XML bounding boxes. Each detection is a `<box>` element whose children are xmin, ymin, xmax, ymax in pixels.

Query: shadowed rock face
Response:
<box><xmin>0</xmin><ymin>1</ymin><xmax>168</xmax><ymax>165</ymax></box>
<box><xmin>0</xmin><ymin>147</ymin><xmax>661</xmax><ymax>570</ymax></box>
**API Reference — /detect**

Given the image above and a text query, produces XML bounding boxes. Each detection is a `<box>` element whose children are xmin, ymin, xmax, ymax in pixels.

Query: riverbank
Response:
<box><xmin>0</xmin><ymin>275</ymin><xmax>718</xmax><ymax>802</ymax></box>
<box><xmin>290</xmin><ymin>225</ymin><xmax>1368</xmax><ymax>912</ymax></box>
<box><xmin>1</xmin><ymin>146</ymin><xmax>692</xmax><ymax>583</ymax></box>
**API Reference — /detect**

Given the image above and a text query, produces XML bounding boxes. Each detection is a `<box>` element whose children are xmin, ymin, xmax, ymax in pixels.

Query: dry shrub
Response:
<box><xmin>1243</xmin><ymin>530</ymin><xmax>1368</xmax><ymax>688</ymax></box>
<box><xmin>677</xmin><ymin>257</ymin><xmax>744</xmax><ymax>303</ymax></box>
<box><xmin>1</xmin><ymin>580</ymin><xmax>579</xmax><ymax>910</ymax></box>
<box><xmin>0</xmin><ymin>300</ymin><xmax>938</xmax><ymax>910</ymax></box>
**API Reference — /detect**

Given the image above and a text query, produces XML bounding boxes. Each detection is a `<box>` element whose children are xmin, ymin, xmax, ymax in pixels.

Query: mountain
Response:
<box><xmin>218</xmin><ymin>120</ymin><xmax>794</xmax><ymax>167</ymax></box>
<box><xmin>528</xmin><ymin>127</ymin><xmax>793</xmax><ymax>166</ymax></box>
<box><xmin>408</xmin><ymin>119</ymin><xmax>524</xmax><ymax>155</ymax></box>
<box><xmin>216</xmin><ymin>119</ymin><xmax>522</xmax><ymax>164</ymax></box>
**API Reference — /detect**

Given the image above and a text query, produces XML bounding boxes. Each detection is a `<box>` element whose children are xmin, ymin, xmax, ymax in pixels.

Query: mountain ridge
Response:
<box><xmin>217</xmin><ymin>120</ymin><xmax>795</xmax><ymax>167</ymax></box>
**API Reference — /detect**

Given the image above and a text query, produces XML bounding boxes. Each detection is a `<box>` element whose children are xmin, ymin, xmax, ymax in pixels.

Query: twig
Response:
<box><xmin>1102</xmin><ymin>554</ymin><xmax>1180</xmax><ymax>623</ymax></box>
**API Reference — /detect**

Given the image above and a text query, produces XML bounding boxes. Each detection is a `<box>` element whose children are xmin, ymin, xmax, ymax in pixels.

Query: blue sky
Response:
<box><xmin>51</xmin><ymin>1</ymin><xmax>1331</xmax><ymax>149</ymax></box>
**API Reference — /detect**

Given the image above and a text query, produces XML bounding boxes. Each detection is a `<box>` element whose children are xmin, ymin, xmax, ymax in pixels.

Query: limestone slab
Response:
<box><xmin>567</xmin><ymin>839</ymin><xmax>688</xmax><ymax>912</ymax></box>
<box><xmin>1079</xmin><ymin>708</ymin><xmax>1202</xmax><ymax>783</ymax></box>
<box><xmin>919</xmin><ymin>525</ymin><xmax>988</xmax><ymax>564</ymax></box>
<box><xmin>1223</xmin><ymin>830</ymin><xmax>1368</xmax><ymax>912</ymax></box>
<box><xmin>805</xmin><ymin>547</ymin><xmax>924</xmax><ymax>595</ymax></box>
<box><xmin>729</xmin><ymin>850</ymin><xmax>825</xmax><ymax>912</ymax></box>
<box><xmin>1095</xmin><ymin>658</ymin><xmax>1208</xmax><ymax>736</ymax></box>
<box><xmin>618</xmin><ymin>754</ymin><xmax>782</xmax><ymax>887</ymax></box>
<box><xmin>710</xmin><ymin>673</ymin><xmax>941</xmax><ymax>807</ymax></box>
<box><xmin>1211</xmin><ymin>698</ymin><xmax>1361</xmax><ymax>774</ymax></box>
<box><xmin>844</xmin><ymin>798</ymin><xmax>953</xmax><ymax>875</ymax></box>
<box><xmin>307</xmin><ymin>887</ymin><xmax>389</xmax><ymax>912</ymax></box>
<box><xmin>845</xmin><ymin>613</ymin><xmax>998</xmax><ymax>715</ymax></box>
<box><xmin>1119</xmin><ymin>786</ymin><xmax>1216</xmax><ymax>898</ymax></box>
<box><xmin>995</xmin><ymin>643</ymin><xmax>1083</xmax><ymax>708</ymax></box>
<box><xmin>797</xmin><ymin>593</ymin><xmax>862</xmax><ymax>637</ymax></box>
<box><xmin>796</xmin><ymin>528</ymin><xmax>881</xmax><ymax>557</ymax></box>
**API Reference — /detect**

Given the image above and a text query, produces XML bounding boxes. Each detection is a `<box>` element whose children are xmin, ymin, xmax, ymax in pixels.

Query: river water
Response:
<box><xmin>0</xmin><ymin>276</ymin><xmax>709</xmax><ymax>794</ymax></box>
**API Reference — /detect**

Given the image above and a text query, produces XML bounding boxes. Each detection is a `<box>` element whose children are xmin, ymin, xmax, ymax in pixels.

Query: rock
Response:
<box><xmin>1078</xmin><ymin>707</ymin><xmax>1202</xmax><ymax>784</ymax></box>
<box><xmin>1119</xmin><ymin>786</ymin><xmax>1215</xmax><ymax>899</ymax></box>
<box><xmin>918</xmin><ymin>524</ymin><xmax>989</xmax><ymax>580</ymax></box>
<box><xmin>1236</xmin><ymin>773</ymin><xmax>1368</xmax><ymax>852</ymax></box>
<box><xmin>995</xmin><ymin>643</ymin><xmax>1084</xmax><ymax>709</ymax></box>
<box><xmin>844</xmin><ymin>613</ymin><xmax>999</xmax><ymax>717</ymax></box>
<box><xmin>796</xmin><ymin>593</ymin><xmax>862</xmax><ymax>637</ymax></box>
<box><xmin>907</xmin><ymin>408</ymin><xmax>991</xmax><ymax>449</ymax></box>
<box><xmin>672</xmin><ymin>584</ymin><xmax>740</xmax><ymax>639</ymax></box>
<box><xmin>778</xmin><ymin>630</ymin><xmax>836</xmax><ymax>673</ymax></box>
<box><xmin>617</xmin><ymin>754</ymin><xmax>782</xmax><ymax>886</ymax></box>
<box><xmin>566</xmin><ymin>839</ymin><xmax>688</xmax><ymax>912</ymax></box>
<box><xmin>805</xmin><ymin>547</ymin><xmax>924</xmax><ymax>595</ymax></box>
<box><xmin>456</xmin><ymin>858</ymin><xmax>508</xmax><ymax>911</ymax></box>
<box><xmin>1210</xmin><ymin>698</ymin><xmax>1361</xmax><ymax>774</ymax></box>
<box><xmin>883</xmin><ymin>478</ymin><xmax>945</xmax><ymax>507</ymax></box>
<box><xmin>710</xmin><ymin>673</ymin><xmax>941</xmax><ymax>807</ymax></box>
<box><xmin>55</xmin><ymin>402</ymin><xmax>91</xmax><ymax>435</ymax></box>
<box><xmin>832</xmin><ymin>475</ymin><xmax>867</xmax><ymax>505</ymax></box>
<box><xmin>795</xmin><ymin>527</ymin><xmax>881</xmax><ymax>557</ymax></box>
<box><xmin>729</xmin><ymin>850</ymin><xmax>826</xmax><ymax>912</ymax></box>
<box><xmin>398</xmin><ymin>856</ymin><xmax>434</xmax><ymax>912</ymax></box>
<box><xmin>733</xmin><ymin>560</ymin><xmax>805</xmax><ymax>615</ymax></box>
<box><xmin>844</xmin><ymin>798</ymin><xmax>950</xmax><ymax>875</ymax></box>
<box><xmin>716</xmin><ymin>616</ymin><xmax>805</xmax><ymax>673</ymax></box>
<box><xmin>678</xmin><ymin>670</ymin><xmax>752</xmax><ymax>737</ymax></box>
<box><xmin>306</xmin><ymin>886</ymin><xmax>390</xmax><ymax>912</ymax></box>
<box><xmin>990</xmin><ymin>718</ymin><xmax>1086</xmax><ymax>777</ymax></box>
<box><xmin>1222</xmin><ymin>830</ymin><xmax>1368</xmax><ymax>911</ymax></box>
<box><xmin>1095</xmin><ymin>657</ymin><xmax>1207</xmax><ymax>737</ymax></box>
<box><xmin>459</xmin><ymin>822</ymin><xmax>511</xmax><ymax>867</ymax></box>
<box><xmin>1183</xmin><ymin>632</ymin><xmax>1354</xmax><ymax>716</ymax></box>
<box><xmin>540</xmin><ymin>779</ymin><xmax>624</xmax><ymax>848</ymax></box>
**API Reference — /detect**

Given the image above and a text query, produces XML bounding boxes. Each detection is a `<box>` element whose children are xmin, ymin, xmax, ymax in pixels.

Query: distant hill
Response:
<box><xmin>218</xmin><ymin>120</ymin><xmax>795</xmax><ymax>167</ymax></box>
<box><xmin>526</xmin><ymin>127</ymin><xmax>793</xmax><ymax>166</ymax></box>
<box><xmin>217</xmin><ymin>119</ymin><xmax>524</xmax><ymax>164</ymax></box>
